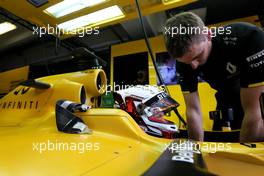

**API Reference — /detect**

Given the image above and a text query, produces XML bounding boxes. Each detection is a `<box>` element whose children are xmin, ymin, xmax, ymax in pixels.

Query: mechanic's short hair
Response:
<box><xmin>163</xmin><ymin>12</ymin><xmax>206</xmax><ymax>58</ymax></box>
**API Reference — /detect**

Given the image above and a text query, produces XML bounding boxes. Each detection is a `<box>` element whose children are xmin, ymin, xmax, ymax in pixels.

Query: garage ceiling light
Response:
<box><xmin>162</xmin><ymin>0</ymin><xmax>182</xmax><ymax>5</ymax></box>
<box><xmin>0</xmin><ymin>22</ymin><xmax>17</xmax><ymax>35</ymax></box>
<box><xmin>58</xmin><ymin>5</ymin><xmax>124</xmax><ymax>32</ymax></box>
<box><xmin>44</xmin><ymin>0</ymin><xmax>107</xmax><ymax>18</ymax></box>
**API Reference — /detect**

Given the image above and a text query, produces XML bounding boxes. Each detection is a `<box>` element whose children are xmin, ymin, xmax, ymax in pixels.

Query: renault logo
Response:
<box><xmin>226</xmin><ymin>62</ymin><xmax>237</xmax><ymax>74</ymax></box>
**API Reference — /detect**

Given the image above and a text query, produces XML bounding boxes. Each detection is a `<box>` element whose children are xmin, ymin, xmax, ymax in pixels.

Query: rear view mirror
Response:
<box><xmin>55</xmin><ymin>100</ymin><xmax>92</xmax><ymax>134</ymax></box>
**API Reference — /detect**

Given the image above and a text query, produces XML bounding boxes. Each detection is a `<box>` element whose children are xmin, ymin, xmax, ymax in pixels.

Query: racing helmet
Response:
<box><xmin>114</xmin><ymin>85</ymin><xmax>179</xmax><ymax>139</ymax></box>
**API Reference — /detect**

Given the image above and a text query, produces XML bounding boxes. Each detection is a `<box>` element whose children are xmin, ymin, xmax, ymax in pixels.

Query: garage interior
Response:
<box><xmin>0</xmin><ymin>0</ymin><xmax>263</xmax><ymax>78</ymax></box>
<box><xmin>0</xmin><ymin>0</ymin><xmax>264</xmax><ymax>175</ymax></box>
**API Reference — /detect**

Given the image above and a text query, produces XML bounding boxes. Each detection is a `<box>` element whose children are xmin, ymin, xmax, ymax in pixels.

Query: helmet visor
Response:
<box><xmin>143</xmin><ymin>92</ymin><xmax>179</xmax><ymax>113</ymax></box>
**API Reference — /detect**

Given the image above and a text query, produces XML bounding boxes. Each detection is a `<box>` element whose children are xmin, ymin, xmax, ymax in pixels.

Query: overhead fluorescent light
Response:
<box><xmin>0</xmin><ymin>22</ymin><xmax>17</xmax><ymax>35</ymax></box>
<box><xmin>58</xmin><ymin>5</ymin><xmax>124</xmax><ymax>32</ymax></box>
<box><xmin>162</xmin><ymin>0</ymin><xmax>182</xmax><ymax>5</ymax></box>
<box><xmin>44</xmin><ymin>0</ymin><xmax>107</xmax><ymax>18</ymax></box>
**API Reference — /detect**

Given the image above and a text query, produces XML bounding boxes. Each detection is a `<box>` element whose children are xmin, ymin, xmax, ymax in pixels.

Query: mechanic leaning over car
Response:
<box><xmin>163</xmin><ymin>12</ymin><xmax>264</xmax><ymax>142</ymax></box>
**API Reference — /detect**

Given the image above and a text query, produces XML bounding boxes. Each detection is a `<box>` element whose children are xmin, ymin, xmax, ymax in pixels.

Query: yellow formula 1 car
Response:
<box><xmin>0</xmin><ymin>0</ymin><xmax>263</xmax><ymax>175</ymax></box>
<box><xmin>0</xmin><ymin>55</ymin><xmax>264</xmax><ymax>175</ymax></box>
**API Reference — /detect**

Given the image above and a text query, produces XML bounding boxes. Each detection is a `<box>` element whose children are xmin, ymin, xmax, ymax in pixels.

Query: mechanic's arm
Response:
<box><xmin>240</xmin><ymin>86</ymin><xmax>264</xmax><ymax>142</ymax></box>
<box><xmin>183</xmin><ymin>91</ymin><xmax>204</xmax><ymax>141</ymax></box>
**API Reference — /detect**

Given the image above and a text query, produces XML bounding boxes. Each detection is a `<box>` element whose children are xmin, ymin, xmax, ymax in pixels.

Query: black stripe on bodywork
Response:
<box><xmin>144</xmin><ymin>139</ymin><xmax>216</xmax><ymax>176</ymax></box>
<box><xmin>20</xmin><ymin>79</ymin><xmax>51</xmax><ymax>89</ymax></box>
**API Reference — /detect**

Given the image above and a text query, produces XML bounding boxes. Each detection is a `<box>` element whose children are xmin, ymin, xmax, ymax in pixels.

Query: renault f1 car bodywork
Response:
<box><xmin>0</xmin><ymin>68</ymin><xmax>264</xmax><ymax>175</ymax></box>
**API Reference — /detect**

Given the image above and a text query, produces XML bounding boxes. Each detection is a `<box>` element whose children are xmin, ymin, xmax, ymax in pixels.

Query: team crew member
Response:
<box><xmin>163</xmin><ymin>12</ymin><xmax>264</xmax><ymax>142</ymax></box>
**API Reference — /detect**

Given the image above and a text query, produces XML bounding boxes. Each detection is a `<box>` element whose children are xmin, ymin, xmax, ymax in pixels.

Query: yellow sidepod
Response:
<box><xmin>65</xmin><ymin>69</ymin><xmax>107</xmax><ymax>106</ymax></box>
<box><xmin>48</xmin><ymin>79</ymin><xmax>86</xmax><ymax>104</ymax></box>
<box><xmin>0</xmin><ymin>69</ymin><xmax>106</xmax><ymax>126</ymax></box>
<box><xmin>38</xmin><ymin>69</ymin><xmax>107</xmax><ymax>106</ymax></box>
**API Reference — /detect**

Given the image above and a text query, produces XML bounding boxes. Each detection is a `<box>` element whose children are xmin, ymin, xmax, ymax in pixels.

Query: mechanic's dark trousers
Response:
<box><xmin>214</xmin><ymin>89</ymin><xmax>244</xmax><ymax>130</ymax></box>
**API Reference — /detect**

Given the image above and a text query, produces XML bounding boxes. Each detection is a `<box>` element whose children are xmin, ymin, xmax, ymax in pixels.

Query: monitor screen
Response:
<box><xmin>156</xmin><ymin>52</ymin><xmax>177</xmax><ymax>85</ymax></box>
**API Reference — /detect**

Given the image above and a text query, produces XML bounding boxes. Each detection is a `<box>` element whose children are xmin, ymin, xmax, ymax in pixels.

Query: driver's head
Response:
<box><xmin>163</xmin><ymin>12</ymin><xmax>212</xmax><ymax>70</ymax></box>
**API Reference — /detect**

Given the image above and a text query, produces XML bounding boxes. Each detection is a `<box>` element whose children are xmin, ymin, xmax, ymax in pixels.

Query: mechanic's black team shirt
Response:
<box><xmin>176</xmin><ymin>22</ymin><xmax>264</xmax><ymax>128</ymax></box>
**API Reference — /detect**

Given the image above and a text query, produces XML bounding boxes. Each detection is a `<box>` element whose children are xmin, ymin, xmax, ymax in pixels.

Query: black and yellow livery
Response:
<box><xmin>0</xmin><ymin>67</ymin><xmax>263</xmax><ymax>175</ymax></box>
